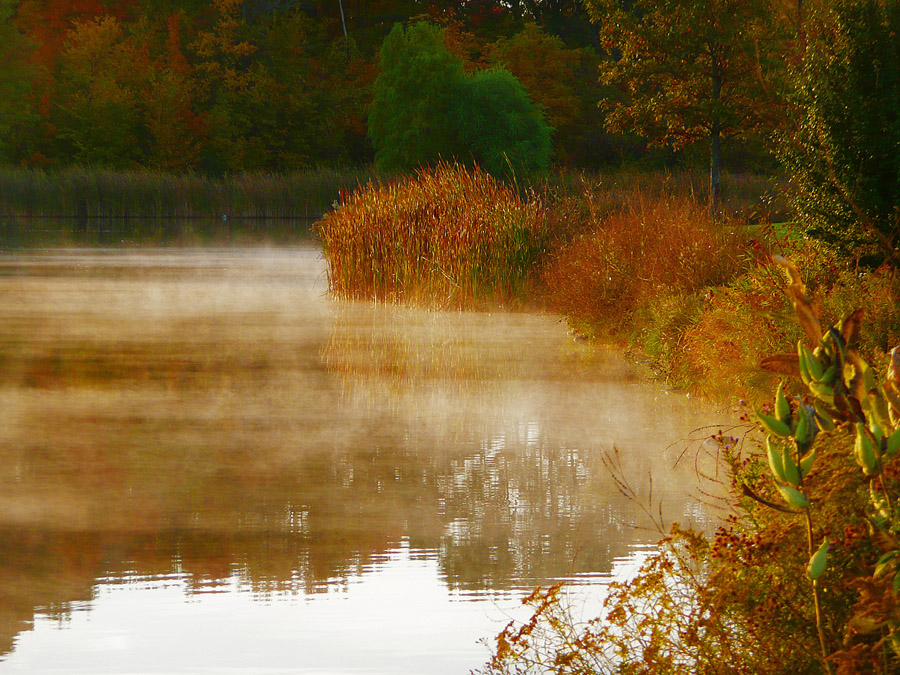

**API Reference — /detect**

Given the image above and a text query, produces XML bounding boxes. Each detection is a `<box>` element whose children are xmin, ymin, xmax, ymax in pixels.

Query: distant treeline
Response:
<box><xmin>0</xmin><ymin>0</ymin><xmax>634</xmax><ymax>174</ymax></box>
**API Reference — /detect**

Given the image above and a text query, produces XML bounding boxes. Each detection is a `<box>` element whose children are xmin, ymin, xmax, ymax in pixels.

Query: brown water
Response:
<box><xmin>0</xmin><ymin>247</ymin><xmax>729</xmax><ymax>674</ymax></box>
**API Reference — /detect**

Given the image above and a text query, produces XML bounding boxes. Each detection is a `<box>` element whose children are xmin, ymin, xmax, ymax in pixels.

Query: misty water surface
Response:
<box><xmin>0</xmin><ymin>246</ymin><xmax>731</xmax><ymax>674</ymax></box>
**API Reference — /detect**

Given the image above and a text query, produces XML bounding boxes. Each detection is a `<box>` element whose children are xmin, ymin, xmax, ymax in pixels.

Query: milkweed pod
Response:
<box><xmin>809</xmin><ymin>381</ymin><xmax>835</xmax><ymax>401</ymax></box>
<box><xmin>756</xmin><ymin>409</ymin><xmax>792</xmax><ymax>437</ymax></box>
<box><xmin>870</xmin><ymin>418</ymin><xmax>885</xmax><ymax>445</ymax></box>
<box><xmin>813</xmin><ymin>400</ymin><xmax>837</xmax><ymax>431</ymax></box>
<box><xmin>775</xmin><ymin>382</ymin><xmax>791</xmax><ymax>424</ymax></box>
<box><xmin>887</xmin><ymin>429</ymin><xmax>900</xmax><ymax>456</ymax></box>
<box><xmin>875</xmin><ymin>550</ymin><xmax>897</xmax><ymax>578</ymax></box>
<box><xmin>866</xmin><ymin>391</ymin><xmax>893</xmax><ymax>441</ymax></box>
<box><xmin>798</xmin><ymin>342</ymin><xmax>813</xmax><ymax>385</ymax></box>
<box><xmin>800</xmin><ymin>342</ymin><xmax>823</xmax><ymax>382</ymax></box>
<box><xmin>882</xmin><ymin>382</ymin><xmax>900</xmax><ymax>426</ymax></box>
<box><xmin>775</xmin><ymin>482</ymin><xmax>809</xmax><ymax>509</ymax></box>
<box><xmin>794</xmin><ymin>407</ymin><xmax>812</xmax><ymax>448</ymax></box>
<box><xmin>888</xmin><ymin>346</ymin><xmax>900</xmax><ymax>385</ymax></box>
<box><xmin>855</xmin><ymin>423</ymin><xmax>881</xmax><ymax>476</ymax></box>
<box><xmin>807</xmin><ymin>537</ymin><xmax>829</xmax><ymax>580</ymax></box>
<box><xmin>781</xmin><ymin>445</ymin><xmax>802</xmax><ymax>486</ymax></box>
<box><xmin>817</xmin><ymin>364</ymin><xmax>838</xmax><ymax>386</ymax></box>
<box><xmin>800</xmin><ymin>450</ymin><xmax>817</xmax><ymax>478</ymax></box>
<box><xmin>766</xmin><ymin>437</ymin><xmax>788</xmax><ymax>483</ymax></box>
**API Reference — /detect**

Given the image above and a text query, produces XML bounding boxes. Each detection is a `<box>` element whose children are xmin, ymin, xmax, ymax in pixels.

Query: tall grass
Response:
<box><xmin>316</xmin><ymin>162</ymin><xmax>549</xmax><ymax>306</ymax></box>
<box><xmin>0</xmin><ymin>166</ymin><xmax>372</xmax><ymax>219</ymax></box>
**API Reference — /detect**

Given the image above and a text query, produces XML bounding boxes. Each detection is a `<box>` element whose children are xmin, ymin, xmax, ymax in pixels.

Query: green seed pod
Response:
<box><xmin>888</xmin><ymin>347</ymin><xmax>900</xmax><ymax>385</ymax></box>
<box><xmin>817</xmin><ymin>364</ymin><xmax>837</xmax><ymax>385</ymax></box>
<box><xmin>875</xmin><ymin>550</ymin><xmax>897</xmax><ymax>578</ymax></box>
<box><xmin>794</xmin><ymin>407</ymin><xmax>812</xmax><ymax>448</ymax></box>
<box><xmin>813</xmin><ymin>400</ymin><xmax>837</xmax><ymax>431</ymax></box>
<box><xmin>775</xmin><ymin>382</ymin><xmax>791</xmax><ymax>425</ymax></box>
<box><xmin>807</xmin><ymin>538</ymin><xmax>829</xmax><ymax>580</ymax></box>
<box><xmin>798</xmin><ymin>342</ymin><xmax>813</xmax><ymax>386</ymax></box>
<box><xmin>781</xmin><ymin>445</ymin><xmax>802</xmax><ymax>486</ymax></box>
<box><xmin>800</xmin><ymin>343</ymin><xmax>824</xmax><ymax>381</ymax></box>
<box><xmin>883</xmin><ymin>382</ymin><xmax>900</xmax><ymax>427</ymax></box>
<box><xmin>887</xmin><ymin>429</ymin><xmax>900</xmax><ymax>456</ymax></box>
<box><xmin>855</xmin><ymin>423</ymin><xmax>881</xmax><ymax>476</ymax></box>
<box><xmin>809</xmin><ymin>381</ymin><xmax>835</xmax><ymax>401</ymax></box>
<box><xmin>870</xmin><ymin>418</ymin><xmax>885</xmax><ymax>445</ymax></box>
<box><xmin>766</xmin><ymin>437</ymin><xmax>788</xmax><ymax>483</ymax></box>
<box><xmin>756</xmin><ymin>409</ymin><xmax>792</xmax><ymax>437</ymax></box>
<box><xmin>800</xmin><ymin>450</ymin><xmax>817</xmax><ymax>478</ymax></box>
<box><xmin>775</xmin><ymin>483</ymin><xmax>809</xmax><ymax>509</ymax></box>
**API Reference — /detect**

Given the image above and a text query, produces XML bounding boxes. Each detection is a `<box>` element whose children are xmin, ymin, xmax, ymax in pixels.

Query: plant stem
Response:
<box><xmin>805</xmin><ymin>509</ymin><xmax>833</xmax><ymax>674</ymax></box>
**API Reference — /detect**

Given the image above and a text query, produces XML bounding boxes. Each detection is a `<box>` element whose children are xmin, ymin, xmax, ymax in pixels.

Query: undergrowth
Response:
<box><xmin>480</xmin><ymin>261</ymin><xmax>900</xmax><ymax>675</ymax></box>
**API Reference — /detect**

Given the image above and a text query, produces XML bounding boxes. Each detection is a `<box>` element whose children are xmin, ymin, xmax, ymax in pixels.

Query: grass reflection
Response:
<box><xmin>0</xmin><ymin>249</ymin><xmax>720</xmax><ymax>660</ymax></box>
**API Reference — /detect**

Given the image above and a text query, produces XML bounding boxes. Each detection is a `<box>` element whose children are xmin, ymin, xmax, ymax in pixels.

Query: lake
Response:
<box><xmin>0</xmin><ymin>246</ymin><xmax>729</xmax><ymax>674</ymax></box>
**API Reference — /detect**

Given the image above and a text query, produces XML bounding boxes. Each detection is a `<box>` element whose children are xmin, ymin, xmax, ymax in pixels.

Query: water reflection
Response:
<box><xmin>0</xmin><ymin>247</ymin><xmax>727</xmax><ymax>671</ymax></box>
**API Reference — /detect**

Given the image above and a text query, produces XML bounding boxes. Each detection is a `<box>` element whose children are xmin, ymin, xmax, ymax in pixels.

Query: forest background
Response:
<box><xmin>0</xmin><ymin>0</ymin><xmax>783</xmax><ymax>174</ymax></box>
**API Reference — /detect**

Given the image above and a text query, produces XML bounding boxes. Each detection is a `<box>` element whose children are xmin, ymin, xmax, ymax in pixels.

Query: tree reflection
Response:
<box><xmin>0</xmin><ymin>252</ymin><xmax>719</xmax><ymax>658</ymax></box>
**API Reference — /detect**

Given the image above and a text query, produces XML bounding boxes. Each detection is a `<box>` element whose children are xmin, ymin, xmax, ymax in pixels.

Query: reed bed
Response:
<box><xmin>316</xmin><ymin>163</ymin><xmax>549</xmax><ymax>307</ymax></box>
<box><xmin>0</xmin><ymin>166</ymin><xmax>373</xmax><ymax>220</ymax></box>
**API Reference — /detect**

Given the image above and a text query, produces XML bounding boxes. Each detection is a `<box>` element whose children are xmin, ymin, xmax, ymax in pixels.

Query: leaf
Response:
<box><xmin>841</xmin><ymin>308</ymin><xmax>865</xmax><ymax>349</ymax></box>
<box><xmin>773</xmin><ymin>256</ymin><xmax>822</xmax><ymax>345</ymax></box>
<box><xmin>760</xmin><ymin>353</ymin><xmax>801</xmax><ymax>377</ymax></box>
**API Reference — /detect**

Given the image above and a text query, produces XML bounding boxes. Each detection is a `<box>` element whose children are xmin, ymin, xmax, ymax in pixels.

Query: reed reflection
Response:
<box><xmin>0</xmin><ymin>249</ymin><xmax>723</xmax><ymax>661</ymax></box>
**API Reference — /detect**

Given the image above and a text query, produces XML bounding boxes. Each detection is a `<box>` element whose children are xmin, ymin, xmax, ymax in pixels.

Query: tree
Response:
<box><xmin>586</xmin><ymin>0</ymin><xmax>777</xmax><ymax>208</ymax></box>
<box><xmin>454</xmin><ymin>67</ymin><xmax>552</xmax><ymax>177</ymax></box>
<box><xmin>0</xmin><ymin>0</ymin><xmax>39</xmax><ymax>163</ymax></box>
<box><xmin>53</xmin><ymin>15</ymin><xmax>146</xmax><ymax>167</ymax></box>
<box><xmin>777</xmin><ymin>0</ymin><xmax>900</xmax><ymax>266</ymax></box>
<box><xmin>368</xmin><ymin>21</ymin><xmax>467</xmax><ymax>172</ymax></box>
<box><xmin>369</xmin><ymin>21</ymin><xmax>551</xmax><ymax>177</ymax></box>
<box><xmin>192</xmin><ymin>0</ymin><xmax>259</xmax><ymax>172</ymax></box>
<box><xmin>142</xmin><ymin>12</ymin><xmax>206</xmax><ymax>171</ymax></box>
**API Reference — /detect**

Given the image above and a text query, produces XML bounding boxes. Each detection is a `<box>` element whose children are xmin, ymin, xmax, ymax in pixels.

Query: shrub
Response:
<box><xmin>454</xmin><ymin>67</ymin><xmax>552</xmax><ymax>178</ymax></box>
<box><xmin>315</xmin><ymin>162</ymin><xmax>548</xmax><ymax>307</ymax></box>
<box><xmin>542</xmin><ymin>190</ymin><xmax>754</xmax><ymax>341</ymax></box>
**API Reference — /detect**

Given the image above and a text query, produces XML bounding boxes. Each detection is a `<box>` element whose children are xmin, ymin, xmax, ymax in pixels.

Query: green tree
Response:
<box><xmin>778</xmin><ymin>0</ymin><xmax>900</xmax><ymax>266</ymax></box>
<box><xmin>368</xmin><ymin>21</ymin><xmax>466</xmax><ymax>172</ymax></box>
<box><xmin>53</xmin><ymin>15</ymin><xmax>146</xmax><ymax>167</ymax></box>
<box><xmin>0</xmin><ymin>0</ymin><xmax>39</xmax><ymax>163</ymax></box>
<box><xmin>454</xmin><ymin>67</ymin><xmax>551</xmax><ymax>177</ymax></box>
<box><xmin>369</xmin><ymin>21</ymin><xmax>551</xmax><ymax>176</ymax></box>
<box><xmin>586</xmin><ymin>0</ymin><xmax>777</xmax><ymax>208</ymax></box>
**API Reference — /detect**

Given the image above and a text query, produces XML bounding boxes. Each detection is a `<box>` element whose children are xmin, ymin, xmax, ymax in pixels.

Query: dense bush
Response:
<box><xmin>541</xmin><ymin>186</ymin><xmax>756</xmax><ymax>379</ymax></box>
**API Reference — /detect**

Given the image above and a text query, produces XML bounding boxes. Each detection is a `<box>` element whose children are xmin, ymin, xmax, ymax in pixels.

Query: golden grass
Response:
<box><xmin>316</xmin><ymin>162</ymin><xmax>549</xmax><ymax>307</ymax></box>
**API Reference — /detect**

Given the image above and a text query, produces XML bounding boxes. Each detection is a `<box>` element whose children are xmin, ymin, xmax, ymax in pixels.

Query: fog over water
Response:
<box><xmin>0</xmin><ymin>246</ymin><xmax>731</xmax><ymax>674</ymax></box>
